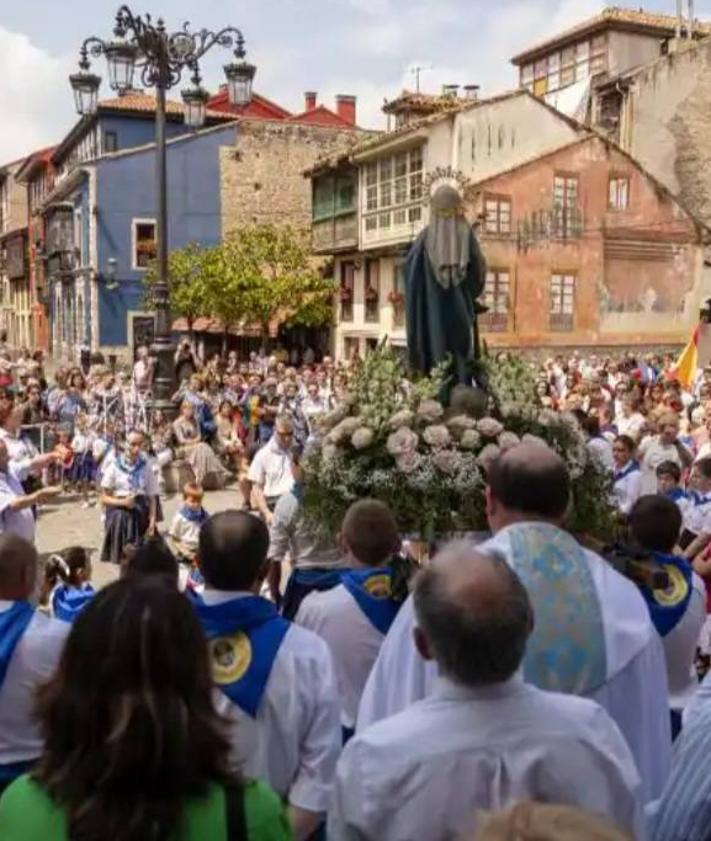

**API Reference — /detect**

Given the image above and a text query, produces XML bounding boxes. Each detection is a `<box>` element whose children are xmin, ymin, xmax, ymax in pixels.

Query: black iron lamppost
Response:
<box><xmin>69</xmin><ymin>6</ymin><xmax>256</xmax><ymax>413</ymax></box>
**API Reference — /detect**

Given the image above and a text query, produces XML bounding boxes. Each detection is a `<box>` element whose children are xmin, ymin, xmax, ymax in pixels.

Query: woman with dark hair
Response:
<box><xmin>0</xmin><ymin>577</ymin><xmax>291</xmax><ymax>841</ymax></box>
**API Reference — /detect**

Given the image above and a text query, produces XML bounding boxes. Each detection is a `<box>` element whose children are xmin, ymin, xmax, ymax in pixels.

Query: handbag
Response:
<box><xmin>225</xmin><ymin>781</ymin><xmax>248</xmax><ymax>841</ymax></box>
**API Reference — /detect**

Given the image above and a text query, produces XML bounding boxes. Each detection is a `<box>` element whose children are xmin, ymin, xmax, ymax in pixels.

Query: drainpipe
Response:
<box><xmin>688</xmin><ymin>0</ymin><xmax>695</xmax><ymax>39</ymax></box>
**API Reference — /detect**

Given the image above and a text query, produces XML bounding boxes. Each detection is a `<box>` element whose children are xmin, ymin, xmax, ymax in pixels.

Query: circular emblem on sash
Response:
<box><xmin>364</xmin><ymin>574</ymin><xmax>392</xmax><ymax>600</ymax></box>
<box><xmin>209</xmin><ymin>632</ymin><xmax>252</xmax><ymax>685</ymax></box>
<box><xmin>654</xmin><ymin>564</ymin><xmax>689</xmax><ymax>607</ymax></box>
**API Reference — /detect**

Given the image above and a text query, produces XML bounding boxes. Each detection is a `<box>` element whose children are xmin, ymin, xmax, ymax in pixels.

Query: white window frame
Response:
<box><xmin>131</xmin><ymin>218</ymin><xmax>157</xmax><ymax>271</ymax></box>
<box><xmin>484</xmin><ymin>270</ymin><xmax>510</xmax><ymax>314</ymax></box>
<box><xmin>608</xmin><ymin>176</ymin><xmax>630</xmax><ymax>210</ymax></box>
<box><xmin>361</xmin><ymin>147</ymin><xmax>424</xmax><ymax>245</ymax></box>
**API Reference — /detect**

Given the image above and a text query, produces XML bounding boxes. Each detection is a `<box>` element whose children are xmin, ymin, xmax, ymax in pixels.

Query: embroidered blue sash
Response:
<box><xmin>52</xmin><ymin>585</ymin><xmax>95</xmax><ymax>624</ymax></box>
<box><xmin>0</xmin><ymin>602</ymin><xmax>34</xmax><ymax>689</ymax></box>
<box><xmin>341</xmin><ymin>568</ymin><xmax>401</xmax><ymax>635</ymax></box>
<box><xmin>613</xmin><ymin>460</ymin><xmax>639</xmax><ymax>484</ymax></box>
<box><xmin>639</xmin><ymin>553</ymin><xmax>692</xmax><ymax>638</ymax></box>
<box><xmin>179</xmin><ymin>506</ymin><xmax>208</xmax><ymax>524</ymax></box>
<box><xmin>189</xmin><ymin>593</ymin><xmax>289</xmax><ymax>717</ymax></box>
<box><xmin>507</xmin><ymin>523</ymin><xmax>607</xmax><ymax>695</ymax></box>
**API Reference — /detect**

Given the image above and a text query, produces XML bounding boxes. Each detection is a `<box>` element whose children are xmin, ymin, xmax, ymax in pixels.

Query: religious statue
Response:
<box><xmin>404</xmin><ymin>183</ymin><xmax>487</xmax><ymax>389</ymax></box>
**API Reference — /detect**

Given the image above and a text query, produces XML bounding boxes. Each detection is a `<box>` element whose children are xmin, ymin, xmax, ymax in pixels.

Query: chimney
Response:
<box><xmin>336</xmin><ymin>94</ymin><xmax>357</xmax><ymax>126</ymax></box>
<box><xmin>463</xmin><ymin>84</ymin><xmax>480</xmax><ymax>101</ymax></box>
<box><xmin>442</xmin><ymin>84</ymin><xmax>459</xmax><ymax>97</ymax></box>
<box><xmin>304</xmin><ymin>91</ymin><xmax>317</xmax><ymax>111</ymax></box>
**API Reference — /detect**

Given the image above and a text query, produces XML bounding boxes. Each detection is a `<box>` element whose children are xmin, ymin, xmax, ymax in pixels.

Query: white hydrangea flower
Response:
<box><xmin>417</xmin><ymin>399</ymin><xmax>445</xmax><ymax>423</ymax></box>
<box><xmin>395</xmin><ymin>451</ymin><xmax>422</xmax><ymax>474</ymax></box>
<box><xmin>423</xmin><ymin>424</ymin><xmax>451</xmax><ymax>448</ymax></box>
<box><xmin>476</xmin><ymin>443</ymin><xmax>501</xmax><ymax>470</ymax></box>
<box><xmin>386</xmin><ymin>426</ymin><xmax>419</xmax><ymax>457</ymax></box>
<box><xmin>351</xmin><ymin>427</ymin><xmax>375</xmax><ymax>450</ymax></box>
<box><xmin>477</xmin><ymin>417</ymin><xmax>504</xmax><ymax>438</ymax></box>
<box><xmin>446</xmin><ymin>414</ymin><xmax>478</xmax><ymax>436</ymax></box>
<box><xmin>498</xmin><ymin>431</ymin><xmax>521</xmax><ymax>451</ymax></box>
<box><xmin>460</xmin><ymin>429</ymin><xmax>481</xmax><ymax>450</ymax></box>
<box><xmin>389</xmin><ymin>409</ymin><xmax>415</xmax><ymax>430</ymax></box>
<box><xmin>521</xmin><ymin>433</ymin><xmax>550</xmax><ymax>449</ymax></box>
<box><xmin>433</xmin><ymin>449</ymin><xmax>459</xmax><ymax>475</ymax></box>
<box><xmin>327</xmin><ymin>416</ymin><xmax>362</xmax><ymax>444</ymax></box>
<box><xmin>321</xmin><ymin>443</ymin><xmax>340</xmax><ymax>463</ymax></box>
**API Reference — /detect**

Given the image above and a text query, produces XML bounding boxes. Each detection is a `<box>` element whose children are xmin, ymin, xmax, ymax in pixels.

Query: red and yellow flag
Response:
<box><xmin>669</xmin><ymin>323</ymin><xmax>700</xmax><ymax>388</ymax></box>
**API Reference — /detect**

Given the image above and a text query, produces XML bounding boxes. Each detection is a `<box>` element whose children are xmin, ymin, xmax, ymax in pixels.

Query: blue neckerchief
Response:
<box><xmin>614</xmin><ymin>460</ymin><xmax>639</xmax><ymax>484</ymax></box>
<box><xmin>665</xmin><ymin>488</ymin><xmax>688</xmax><ymax>503</ymax></box>
<box><xmin>638</xmin><ymin>553</ymin><xmax>693</xmax><ymax>637</ymax></box>
<box><xmin>692</xmin><ymin>491</ymin><xmax>711</xmax><ymax>508</ymax></box>
<box><xmin>340</xmin><ymin>567</ymin><xmax>401</xmax><ymax>635</ymax></box>
<box><xmin>507</xmin><ymin>523</ymin><xmax>607</xmax><ymax>695</ymax></box>
<box><xmin>188</xmin><ymin>567</ymin><xmax>205</xmax><ymax>590</ymax></box>
<box><xmin>0</xmin><ymin>602</ymin><xmax>34</xmax><ymax>689</ymax></box>
<box><xmin>188</xmin><ymin>593</ymin><xmax>289</xmax><ymax>717</ymax></box>
<box><xmin>180</xmin><ymin>505</ymin><xmax>208</xmax><ymax>524</ymax></box>
<box><xmin>115</xmin><ymin>454</ymin><xmax>147</xmax><ymax>491</ymax></box>
<box><xmin>52</xmin><ymin>584</ymin><xmax>95</xmax><ymax>624</ymax></box>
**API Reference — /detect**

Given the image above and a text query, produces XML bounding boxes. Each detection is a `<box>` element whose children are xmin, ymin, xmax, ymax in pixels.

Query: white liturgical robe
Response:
<box><xmin>357</xmin><ymin>523</ymin><xmax>671</xmax><ymax>804</ymax></box>
<box><xmin>332</xmin><ymin>675</ymin><xmax>645</xmax><ymax>841</ymax></box>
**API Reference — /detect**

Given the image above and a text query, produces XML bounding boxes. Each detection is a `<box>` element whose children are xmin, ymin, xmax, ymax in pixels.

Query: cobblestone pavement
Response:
<box><xmin>36</xmin><ymin>481</ymin><xmax>242</xmax><ymax>589</ymax></box>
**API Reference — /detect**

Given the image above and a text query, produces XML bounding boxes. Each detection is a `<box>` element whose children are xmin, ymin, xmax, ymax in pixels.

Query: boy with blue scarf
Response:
<box><xmin>628</xmin><ymin>495</ymin><xmax>706</xmax><ymax>735</ymax></box>
<box><xmin>190</xmin><ymin>510</ymin><xmax>340</xmax><ymax>841</ymax></box>
<box><xmin>167</xmin><ymin>482</ymin><xmax>208</xmax><ymax>564</ymax></box>
<box><xmin>295</xmin><ymin>499</ymin><xmax>410</xmax><ymax>740</ymax></box>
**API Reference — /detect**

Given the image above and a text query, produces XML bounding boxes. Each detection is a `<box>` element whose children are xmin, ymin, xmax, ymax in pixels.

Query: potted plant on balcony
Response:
<box><xmin>387</xmin><ymin>290</ymin><xmax>405</xmax><ymax>306</ymax></box>
<box><xmin>339</xmin><ymin>286</ymin><xmax>353</xmax><ymax>303</ymax></box>
<box><xmin>365</xmin><ymin>286</ymin><xmax>379</xmax><ymax>303</ymax></box>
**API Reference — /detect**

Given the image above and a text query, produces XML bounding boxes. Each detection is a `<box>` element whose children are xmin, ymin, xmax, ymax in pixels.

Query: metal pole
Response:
<box><xmin>688</xmin><ymin>0</ymin><xmax>695</xmax><ymax>39</ymax></box>
<box><xmin>677</xmin><ymin>0</ymin><xmax>683</xmax><ymax>38</ymax></box>
<box><xmin>150</xmin><ymin>80</ymin><xmax>176</xmax><ymax>414</ymax></box>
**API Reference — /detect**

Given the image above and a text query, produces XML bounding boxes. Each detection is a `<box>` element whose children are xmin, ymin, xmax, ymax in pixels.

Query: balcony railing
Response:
<box><xmin>341</xmin><ymin>300</ymin><xmax>354</xmax><ymax>322</ymax></box>
<box><xmin>549</xmin><ymin>312</ymin><xmax>574</xmax><ymax>331</ymax></box>
<box><xmin>480</xmin><ymin>312</ymin><xmax>508</xmax><ymax>332</ymax></box>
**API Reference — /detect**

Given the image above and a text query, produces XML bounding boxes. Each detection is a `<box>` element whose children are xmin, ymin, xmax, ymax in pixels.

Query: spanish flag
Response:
<box><xmin>669</xmin><ymin>323</ymin><xmax>700</xmax><ymax>388</ymax></box>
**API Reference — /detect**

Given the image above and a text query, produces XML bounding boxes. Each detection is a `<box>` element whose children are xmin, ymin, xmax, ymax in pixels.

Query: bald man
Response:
<box><xmin>329</xmin><ymin>548</ymin><xmax>644</xmax><ymax>841</ymax></box>
<box><xmin>358</xmin><ymin>443</ymin><xmax>671</xmax><ymax>805</ymax></box>
<box><xmin>0</xmin><ymin>534</ymin><xmax>68</xmax><ymax>791</ymax></box>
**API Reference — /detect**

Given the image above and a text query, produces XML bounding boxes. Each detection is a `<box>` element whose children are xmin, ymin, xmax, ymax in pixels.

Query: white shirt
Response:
<box><xmin>639</xmin><ymin>436</ymin><xmax>684</xmax><ymax>495</ymax></box>
<box><xmin>331</xmin><ymin>676</ymin><xmax>644</xmax><ymax>841</ymax></box>
<box><xmin>612</xmin><ymin>462</ymin><xmax>642</xmax><ymax>516</ymax></box>
<box><xmin>0</xmin><ymin>464</ymin><xmax>35</xmax><ymax>543</ymax></box>
<box><xmin>100</xmin><ymin>456</ymin><xmax>158</xmax><ymax>498</ymax></box>
<box><xmin>203</xmin><ymin>590</ymin><xmax>341</xmax><ymax>813</ymax></box>
<box><xmin>683</xmin><ymin>493</ymin><xmax>711</xmax><ymax>536</ymax></box>
<box><xmin>664</xmin><ymin>573</ymin><xmax>706</xmax><ymax>710</ymax></box>
<box><xmin>357</xmin><ymin>524</ymin><xmax>671</xmax><ymax>805</ymax></box>
<box><xmin>617</xmin><ymin>412</ymin><xmax>646</xmax><ymax>440</ymax></box>
<box><xmin>168</xmin><ymin>509</ymin><xmax>203</xmax><ymax>556</ymax></box>
<box><xmin>247</xmin><ymin>438</ymin><xmax>293</xmax><ymax>499</ymax></box>
<box><xmin>0</xmin><ymin>602</ymin><xmax>69</xmax><ymax>765</ymax></box>
<box><xmin>0</xmin><ymin>429</ymin><xmax>38</xmax><ymax>475</ymax></box>
<box><xmin>296</xmin><ymin>582</ymin><xmax>386</xmax><ymax>729</ymax></box>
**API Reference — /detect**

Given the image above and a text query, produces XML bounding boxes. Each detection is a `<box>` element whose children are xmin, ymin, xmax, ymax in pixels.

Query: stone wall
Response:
<box><xmin>624</xmin><ymin>39</ymin><xmax>711</xmax><ymax>226</ymax></box>
<box><xmin>220</xmin><ymin>120</ymin><xmax>365</xmax><ymax>235</ymax></box>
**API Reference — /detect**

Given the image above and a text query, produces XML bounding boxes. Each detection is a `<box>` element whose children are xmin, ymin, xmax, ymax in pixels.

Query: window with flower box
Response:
<box><xmin>132</xmin><ymin>220</ymin><xmax>157</xmax><ymax>270</ymax></box>
<box><xmin>365</xmin><ymin>259</ymin><xmax>380</xmax><ymax>322</ymax></box>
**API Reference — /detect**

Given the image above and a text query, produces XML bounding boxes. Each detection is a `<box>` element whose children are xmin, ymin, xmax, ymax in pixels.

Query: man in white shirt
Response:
<box><xmin>330</xmin><ymin>546</ymin><xmax>644</xmax><ymax>841</ymax></box>
<box><xmin>296</xmin><ymin>499</ymin><xmax>402</xmax><ymax>735</ymax></box>
<box><xmin>0</xmin><ymin>534</ymin><xmax>69</xmax><ymax>792</ymax></box>
<box><xmin>638</xmin><ymin>413</ymin><xmax>693</xmax><ymax>496</ymax></box>
<box><xmin>0</xmin><ymin>441</ymin><xmax>60</xmax><ymax>544</ymax></box>
<box><xmin>358</xmin><ymin>443</ymin><xmax>671</xmax><ymax>805</ymax></box>
<box><xmin>247</xmin><ymin>415</ymin><xmax>294</xmax><ymax>523</ymax></box>
<box><xmin>193</xmin><ymin>511</ymin><xmax>341</xmax><ymax>841</ymax></box>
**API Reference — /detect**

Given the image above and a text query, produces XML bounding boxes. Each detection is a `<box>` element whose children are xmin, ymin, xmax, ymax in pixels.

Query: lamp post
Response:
<box><xmin>69</xmin><ymin>6</ymin><xmax>256</xmax><ymax>414</ymax></box>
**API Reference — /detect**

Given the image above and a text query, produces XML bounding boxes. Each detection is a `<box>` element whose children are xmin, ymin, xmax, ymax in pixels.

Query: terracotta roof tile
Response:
<box><xmin>511</xmin><ymin>5</ymin><xmax>711</xmax><ymax>64</ymax></box>
<box><xmin>383</xmin><ymin>90</ymin><xmax>471</xmax><ymax>115</ymax></box>
<box><xmin>97</xmin><ymin>92</ymin><xmax>231</xmax><ymax>121</ymax></box>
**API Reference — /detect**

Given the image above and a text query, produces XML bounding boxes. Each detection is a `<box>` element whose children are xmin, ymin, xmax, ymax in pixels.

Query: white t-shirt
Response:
<box><xmin>639</xmin><ymin>437</ymin><xmax>684</xmax><ymax>495</ymax></box>
<box><xmin>248</xmin><ymin>438</ymin><xmax>293</xmax><ymax>499</ymax></box>
<box><xmin>0</xmin><ymin>464</ymin><xmax>35</xmax><ymax>543</ymax></box>
<box><xmin>100</xmin><ymin>456</ymin><xmax>158</xmax><ymax>498</ymax></box>
<box><xmin>617</xmin><ymin>413</ymin><xmax>646</xmax><ymax>440</ymax></box>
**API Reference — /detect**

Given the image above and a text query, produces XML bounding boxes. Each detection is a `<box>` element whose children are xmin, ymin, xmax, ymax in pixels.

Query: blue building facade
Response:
<box><xmin>39</xmin><ymin>98</ymin><xmax>235</xmax><ymax>360</ymax></box>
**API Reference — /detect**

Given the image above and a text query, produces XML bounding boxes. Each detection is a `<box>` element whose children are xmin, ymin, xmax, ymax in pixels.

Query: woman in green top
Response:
<box><xmin>0</xmin><ymin>577</ymin><xmax>292</xmax><ymax>841</ymax></box>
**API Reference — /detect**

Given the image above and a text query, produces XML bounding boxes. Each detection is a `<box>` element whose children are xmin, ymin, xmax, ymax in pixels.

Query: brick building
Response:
<box><xmin>0</xmin><ymin>158</ymin><xmax>30</xmax><ymax>347</ymax></box>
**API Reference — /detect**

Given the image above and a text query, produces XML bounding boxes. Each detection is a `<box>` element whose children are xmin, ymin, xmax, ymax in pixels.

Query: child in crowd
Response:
<box><xmin>44</xmin><ymin>546</ymin><xmax>95</xmax><ymax>624</ymax></box>
<box><xmin>611</xmin><ymin>435</ymin><xmax>641</xmax><ymax>518</ymax></box>
<box><xmin>168</xmin><ymin>482</ymin><xmax>208</xmax><ymax>590</ymax></box>
<box><xmin>51</xmin><ymin>427</ymin><xmax>74</xmax><ymax>489</ymax></box>
<box><xmin>70</xmin><ymin>413</ymin><xmax>97</xmax><ymax>508</ymax></box>
<box><xmin>681</xmin><ymin>457</ymin><xmax>711</xmax><ymax>559</ymax></box>
<box><xmin>92</xmin><ymin>419</ymin><xmax>116</xmax><ymax>483</ymax></box>
<box><xmin>656</xmin><ymin>461</ymin><xmax>689</xmax><ymax>519</ymax></box>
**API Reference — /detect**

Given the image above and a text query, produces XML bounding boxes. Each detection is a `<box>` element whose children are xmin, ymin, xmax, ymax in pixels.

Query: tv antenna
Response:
<box><xmin>410</xmin><ymin>64</ymin><xmax>433</xmax><ymax>92</ymax></box>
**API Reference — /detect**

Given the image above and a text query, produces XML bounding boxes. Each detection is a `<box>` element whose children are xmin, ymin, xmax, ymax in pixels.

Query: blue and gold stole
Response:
<box><xmin>639</xmin><ymin>553</ymin><xmax>693</xmax><ymax>638</ymax></box>
<box><xmin>341</xmin><ymin>567</ymin><xmax>400</xmax><ymax>635</ymax></box>
<box><xmin>0</xmin><ymin>602</ymin><xmax>34</xmax><ymax>688</ymax></box>
<box><xmin>188</xmin><ymin>592</ymin><xmax>289</xmax><ymax>717</ymax></box>
<box><xmin>52</xmin><ymin>584</ymin><xmax>95</xmax><ymax>624</ymax></box>
<box><xmin>507</xmin><ymin>523</ymin><xmax>608</xmax><ymax>695</ymax></box>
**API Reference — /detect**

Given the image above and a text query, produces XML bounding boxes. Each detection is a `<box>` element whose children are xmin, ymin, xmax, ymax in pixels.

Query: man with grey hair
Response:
<box><xmin>247</xmin><ymin>414</ymin><xmax>295</xmax><ymax>523</ymax></box>
<box><xmin>329</xmin><ymin>546</ymin><xmax>643</xmax><ymax>841</ymax></box>
<box><xmin>358</xmin><ymin>443</ymin><xmax>671</xmax><ymax>806</ymax></box>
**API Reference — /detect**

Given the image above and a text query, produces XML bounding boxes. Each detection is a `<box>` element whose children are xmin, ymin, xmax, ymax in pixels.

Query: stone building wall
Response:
<box><xmin>220</xmin><ymin>120</ymin><xmax>367</xmax><ymax>235</ymax></box>
<box><xmin>622</xmin><ymin>39</ymin><xmax>711</xmax><ymax>226</ymax></box>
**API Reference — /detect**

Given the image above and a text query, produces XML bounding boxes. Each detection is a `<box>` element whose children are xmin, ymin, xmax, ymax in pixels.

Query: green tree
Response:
<box><xmin>223</xmin><ymin>224</ymin><xmax>335</xmax><ymax>344</ymax></box>
<box><xmin>143</xmin><ymin>243</ymin><xmax>210</xmax><ymax>339</ymax></box>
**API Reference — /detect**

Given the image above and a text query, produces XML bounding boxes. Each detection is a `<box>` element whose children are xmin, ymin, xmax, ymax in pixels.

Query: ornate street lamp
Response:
<box><xmin>68</xmin><ymin>6</ymin><xmax>256</xmax><ymax>415</ymax></box>
<box><xmin>181</xmin><ymin>64</ymin><xmax>209</xmax><ymax>129</ymax></box>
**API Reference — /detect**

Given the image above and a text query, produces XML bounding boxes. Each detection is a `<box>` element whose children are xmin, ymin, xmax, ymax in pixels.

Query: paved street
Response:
<box><xmin>36</xmin><ymin>481</ymin><xmax>242</xmax><ymax>589</ymax></box>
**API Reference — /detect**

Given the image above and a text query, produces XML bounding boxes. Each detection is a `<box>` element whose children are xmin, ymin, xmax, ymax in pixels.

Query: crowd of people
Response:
<box><xmin>2</xmin><ymin>341</ymin><xmax>711</xmax><ymax>840</ymax></box>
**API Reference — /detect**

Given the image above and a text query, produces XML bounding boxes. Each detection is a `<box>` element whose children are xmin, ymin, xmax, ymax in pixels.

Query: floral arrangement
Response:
<box><xmin>302</xmin><ymin>344</ymin><xmax>614</xmax><ymax>539</ymax></box>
